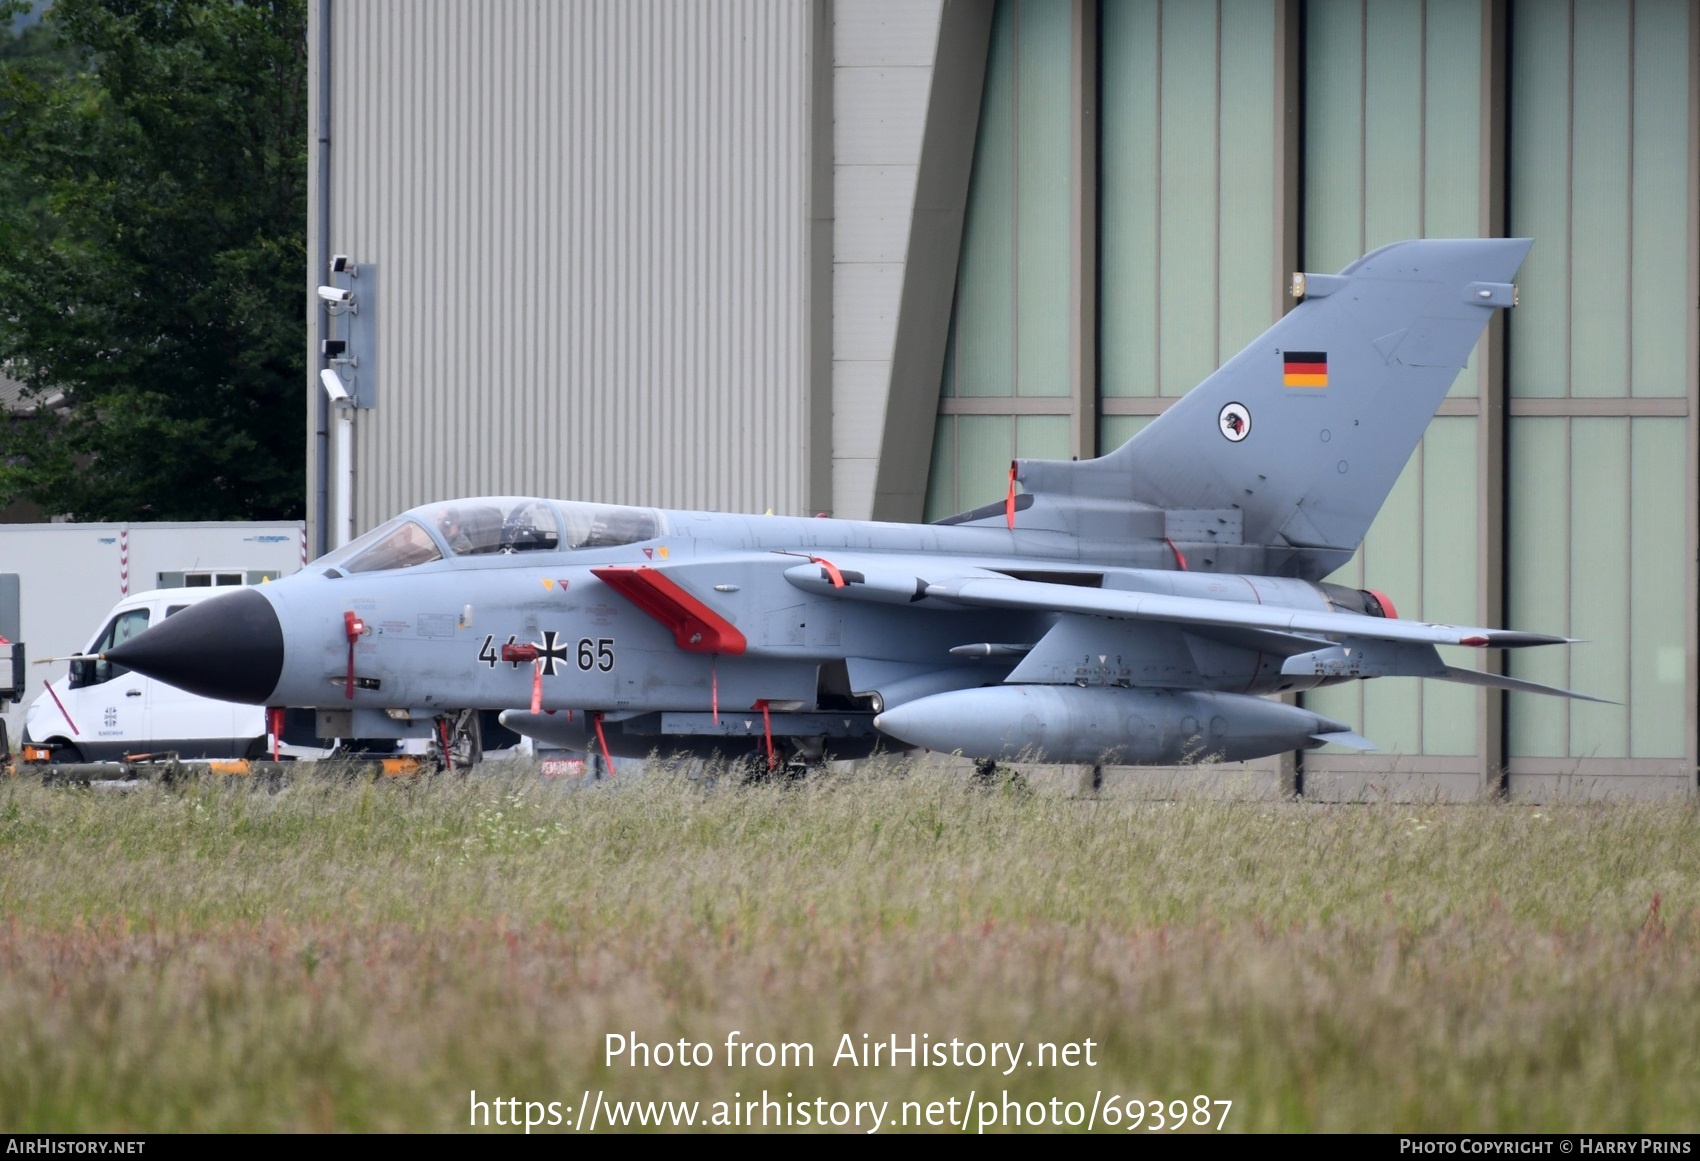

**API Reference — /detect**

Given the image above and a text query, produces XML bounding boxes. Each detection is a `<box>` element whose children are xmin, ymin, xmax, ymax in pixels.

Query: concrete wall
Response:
<box><xmin>830</xmin><ymin>0</ymin><xmax>943</xmax><ymax>519</ymax></box>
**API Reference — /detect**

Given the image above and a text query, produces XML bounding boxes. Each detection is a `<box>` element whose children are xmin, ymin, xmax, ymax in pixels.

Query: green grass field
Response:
<box><xmin>1</xmin><ymin>760</ymin><xmax>1697</xmax><ymax>1132</ymax></box>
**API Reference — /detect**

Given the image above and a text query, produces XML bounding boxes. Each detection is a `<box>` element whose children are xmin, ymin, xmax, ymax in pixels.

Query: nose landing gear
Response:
<box><xmin>431</xmin><ymin>709</ymin><xmax>483</xmax><ymax>772</ymax></box>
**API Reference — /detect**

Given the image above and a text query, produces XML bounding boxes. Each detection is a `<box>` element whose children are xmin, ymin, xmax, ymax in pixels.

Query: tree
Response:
<box><xmin>0</xmin><ymin>0</ymin><xmax>307</xmax><ymax>521</ymax></box>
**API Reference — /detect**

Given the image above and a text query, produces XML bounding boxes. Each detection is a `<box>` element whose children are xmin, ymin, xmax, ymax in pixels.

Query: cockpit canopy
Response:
<box><xmin>430</xmin><ymin>497</ymin><xmax>561</xmax><ymax>557</ymax></box>
<box><xmin>317</xmin><ymin>497</ymin><xmax>668</xmax><ymax>574</ymax></box>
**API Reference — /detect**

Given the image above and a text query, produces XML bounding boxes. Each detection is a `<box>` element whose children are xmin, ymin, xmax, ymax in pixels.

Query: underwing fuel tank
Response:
<box><xmin>873</xmin><ymin>685</ymin><xmax>1365</xmax><ymax>765</ymax></box>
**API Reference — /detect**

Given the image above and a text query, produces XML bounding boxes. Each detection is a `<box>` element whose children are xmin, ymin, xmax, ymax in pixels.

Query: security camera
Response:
<box><xmin>321</xmin><ymin>339</ymin><xmax>347</xmax><ymax>358</ymax></box>
<box><xmin>317</xmin><ymin>285</ymin><xmax>353</xmax><ymax>304</ymax></box>
<box><xmin>320</xmin><ymin>368</ymin><xmax>351</xmax><ymax>404</ymax></box>
<box><xmin>330</xmin><ymin>254</ymin><xmax>352</xmax><ymax>274</ymax></box>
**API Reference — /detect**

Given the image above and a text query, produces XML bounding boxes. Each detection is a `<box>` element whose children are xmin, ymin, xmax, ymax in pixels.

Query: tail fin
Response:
<box><xmin>1018</xmin><ymin>238</ymin><xmax>1530</xmax><ymax>573</ymax></box>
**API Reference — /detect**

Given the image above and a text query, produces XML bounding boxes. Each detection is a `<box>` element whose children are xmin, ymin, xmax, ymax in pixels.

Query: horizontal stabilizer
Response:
<box><xmin>1435</xmin><ymin>664</ymin><xmax>1614</xmax><ymax>704</ymax></box>
<box><xmin>1312</xmin><ymin>730</ymin><xmax>1377</xmax><ymax>752</ymax></box>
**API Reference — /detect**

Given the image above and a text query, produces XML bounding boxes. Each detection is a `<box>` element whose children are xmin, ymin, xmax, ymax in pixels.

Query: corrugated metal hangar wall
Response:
<box><xmin>309</xmin><ymin>0</ymin><xmax>1699</xmax><ymax>798</ymax></box>
<box><xmin>308</xmin><ymin>0</ymin><xmax>821</xmax><ymax>526</ymax></box>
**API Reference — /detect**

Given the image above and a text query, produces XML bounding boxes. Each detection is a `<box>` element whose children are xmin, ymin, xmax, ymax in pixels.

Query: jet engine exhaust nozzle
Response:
<box><xmin>104</xmin><ymin>586</ymin><xmax>285</xmax><ymax>705</ymax></box>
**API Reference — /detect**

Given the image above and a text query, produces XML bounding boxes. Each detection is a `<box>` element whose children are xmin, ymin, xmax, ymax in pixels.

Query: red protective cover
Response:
<box><xmin>591</xmin><ymin>566</ymin><xmax>748</xmax><ymax>655</ymax></box>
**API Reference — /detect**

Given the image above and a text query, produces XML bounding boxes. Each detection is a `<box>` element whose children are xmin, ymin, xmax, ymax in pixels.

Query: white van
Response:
<box><xmin>22</xmin><ymin>584</ymin><xmax>304</xmax><ymax>762</ymax></box>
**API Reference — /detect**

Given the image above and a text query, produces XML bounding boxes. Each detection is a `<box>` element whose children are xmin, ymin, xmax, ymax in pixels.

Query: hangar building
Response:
<box><xmin>307</xmin><ymin>0</ymin><xmax>1698</xmax><ymax>799</ymax></box>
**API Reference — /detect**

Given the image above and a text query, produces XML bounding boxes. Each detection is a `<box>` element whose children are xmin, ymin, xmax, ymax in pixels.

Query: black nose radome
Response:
<box><xmin>105</xmin><ymin>586</ymin><xmax>284</xmax><ymax>704</ymax></box>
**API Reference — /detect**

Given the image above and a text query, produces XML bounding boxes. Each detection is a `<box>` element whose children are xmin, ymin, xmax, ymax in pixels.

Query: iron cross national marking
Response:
<box><xmin>535</xmin><ymin>630</ymin><xmax>571</xmax><ymax>676</ymax></box>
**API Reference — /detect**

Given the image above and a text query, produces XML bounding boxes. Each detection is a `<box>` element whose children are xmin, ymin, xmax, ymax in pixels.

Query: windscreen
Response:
<box><xmin>320</xmin><ymin>518</ymin><xmax>443</xmax><ymax>574</ymax></box>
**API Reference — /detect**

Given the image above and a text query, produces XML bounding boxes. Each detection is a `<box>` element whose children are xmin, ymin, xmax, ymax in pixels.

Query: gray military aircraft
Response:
<box><xmin>106</xmin><ymin>237</ymin><xmax>1599</xmax><ymax>771</ymax></box>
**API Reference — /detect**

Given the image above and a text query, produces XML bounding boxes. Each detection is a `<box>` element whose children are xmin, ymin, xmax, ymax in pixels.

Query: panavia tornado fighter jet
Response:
<box><xmin>107</xmin><ymin>238</ymin><xmax>1600</xmax><ymax>770</ymax></box>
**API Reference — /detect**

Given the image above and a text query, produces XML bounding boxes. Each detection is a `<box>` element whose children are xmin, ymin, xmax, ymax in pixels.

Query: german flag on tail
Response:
<box><xmin>1282</xmin><ymin>351</ymin><xmax>1327</xmax><ymax>388</ymax></box>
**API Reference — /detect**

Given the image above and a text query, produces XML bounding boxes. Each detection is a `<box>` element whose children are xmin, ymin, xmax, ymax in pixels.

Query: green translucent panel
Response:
<box><xmin>957</xmin><ymin>414</ymin><xmax>1014</xmax><ymax>512</ymax></box>
<box><xmin>1630</xmin><ymin>0</ymin><xmax>1691</xmax><ymax>399</ymax></box>
<box><xmin>1509</xmin><ymin>417</ymin><xmax>1681</xmax><ymax>759</ymax></box>
<box><xmin>1099</xmin><ymin>0</ymin><xmax>1160</xmax><ymax>398</ymax></box>
<box><xmin>1157</xmin><ymin>0</ymin><xmax>1218</xmax><ymax>397</ymax></box>
<box><xmin>1507</xmin><ymin>1</ymin><xmax>1571</xmax><ymax>398</ymax></box>
<box><xmin>1509</xmin><ymin>0</ymin><xmax>1690</xmax><ymax>403</ymax></box>
<box><xmin>1358</xmin><ymin>680</ymin><xmax>1421</xmax><ymax>758</ymax></box>
<box><xmin>1305</xmin><ymin>0</ymin><xmax>1487</xmax><ymax>371</ymax></box>
<box><xmin>1427</xmin><ymin>0</ymin><xmax>1483</xmax><ymax>399</ymax></box>
<box><xmin>924</xmin><ymin>413</ymin><xmax>1065</xmax><ymax>522</ymax></box>
<box><xmin>1569</xmin><ymin>1</ymin><xmax>1632</xmax><ymax>399</ymax></box>
<box><xmin>1306</xmin><ymin>681</ymin><xmax>1364</xmax><ymax>753</ymax></box>
<box><xmin>1419</xmin><ymin>420</ymin><xmax>1479</xmax><ymax>626</ymax></box>
<box><xmin>1568</xmin><ymin>417</ymin><xmax>1630</xmax><ymax>756</ymax></box>
<box><xmin>1422</xmin><ymin>0</ymin><xmax>1482</xmax><ymax>238</ymax></box>
<box><xmin>1360</xmin><ymin>448</ymin><xmax>1424</xmax><ymax>597</ymax></box>
<box><xmin>1216</xmin><ymin>0</ymin><xmax>1277</xmax><ymax>358</ymax></box>
<box><xmin>1103</xmin><ymin>1</ymin><xmax>1277</xmax><ymax>400</ymax></box>
<box><xmin>1628</xmin><ymin>419</ymin><xmax>1686</xmax><ymax>757</ymax></box>
<box><xmin>953</xmin><ymin>0</ymin><xmax>1016</xmax><ymax>398</ymax></box>
<box><xmin>1304</xmin><ymin>0</ymin><xmax>1365</xmax><ymax>272</ymax></box>
<box><xmin>1097</xmin><ymin>413</ymin><xmax>1154</xmax><ymax>456</ymax></box>
<box><xmin>1360</xmin><ymin>451</ymin><xmax>1423</xmax><ymax>754</ymax></box>
<box><xmin>949</xmin><ymin>0</ymin><xmax>1076</xmax><ymax>401</ymax></box>
<box><xmin>1421</xmin><ymin>418</ymin><xmax>1478</xmax><ymax>755</ymax></box>
<box><xmin>924</xmin><ymin>416</ymin><xmax>958</xmax><ymax>522</ymax></box>
<box><xmin>1015</xmin><ymin>414</ymin><xmax>1070</xmax><ymax>461</ymax></box>
<box><xmin>1507</xmin><ymin>418</ymin><xmax>1570</xmax><ymax>756</ymax></box>
<box><xmin>1016</xmin><ymin>0</ymin><xmax>1071</xmax><ymax>398</ymax></box>
<box><xmin>1448</xmin><ymin>337</ymin><xmax>1482</xmax><ymax>399</ymax></box>
<box><xmin>1447</xmin><ymin>345</ymin><xmax>1481</xmax><ymax>399</ymax></box>
<box><xmin>1362</xmin><ymin>0</ymin><xmax>1424</xmax><ymax>248</ymax></box>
